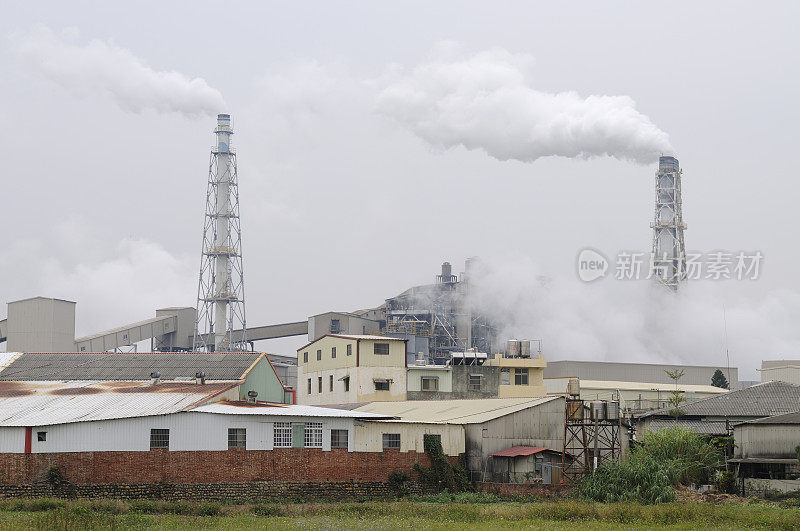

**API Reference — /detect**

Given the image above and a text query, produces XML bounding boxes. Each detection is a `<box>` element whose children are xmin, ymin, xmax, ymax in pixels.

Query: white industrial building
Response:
<box><xmin>543</xmin><ymin>360</ymin><xmax>738</xmax><ymax>388</ymax></box>
<box><xmin>759</xmin><ymin>360</ymin><xmax>800</xmax><ymax>386</ymax></box>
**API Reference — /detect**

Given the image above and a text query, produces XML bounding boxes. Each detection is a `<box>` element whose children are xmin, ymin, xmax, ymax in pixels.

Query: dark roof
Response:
<box><xmin>0</xmin><ymin>352</ymin><xmax>263</xmax><ymax>381</ymax></box>
<box><xmin>641</xmin><ymin>381</ymin><xmax>800</xmax><ymax>419</ymax></box>
<box><xmin>644</xmin><ymin>419</ymin><xmax>729</xmax><ymax>436</ymax></box>
<box><xmin>739</xmin><ymin>410</ymin><xmax>800</xmax><ymax>426</ymax></box>
<box><xmin>490</xmin><ymin>446</ymin><xmax>552</xmax><ymax>457</ymax></box>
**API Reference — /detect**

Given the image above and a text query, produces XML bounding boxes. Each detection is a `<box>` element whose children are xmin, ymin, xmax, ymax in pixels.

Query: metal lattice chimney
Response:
<box><xmin>192</xmin><ymin>114</ymin><xmax>247</xmax><ymax>351</ymax></box>
<box><xmin>650</xmin><ymin>155</ymin><xmax>687</xmax><ymax>289</ymax></box>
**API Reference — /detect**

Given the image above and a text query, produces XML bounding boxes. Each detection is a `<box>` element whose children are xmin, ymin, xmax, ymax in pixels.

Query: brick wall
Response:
<box><xmin>0</xmin><ymin>448</ymin><xmax>432</xmax><ymax>486</ymax></box>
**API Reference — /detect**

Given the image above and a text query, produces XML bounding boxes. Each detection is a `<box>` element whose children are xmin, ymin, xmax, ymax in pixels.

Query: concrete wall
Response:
<box><xmin>308</xmin><ymin>313</ymin><xmax>380</xmax><ymax>341</ymax></box>
<box><xmin>545</xmin><ymin>360</ymin><xmax>739</xmax><ymax>388</ymax></box>
<box><xmin>0</xmin><ymin>412</ymin><xmax>355</xmax><ymax>453</ymax></box>
<box><xmin>407</xmin><ymin>365</ymin><xmax>499</xmax><ymax>401</ymax></box>
<box><xmin>353</xmin><ymin>421</ymin><xmax>464</xmax><ymax>456</ymax></box>
<box><xmin>735</xmin><ymin>423</ymin><xmax>800</xmax><ymax>459</ymax></box>
<box><xmin>6</xmin><ymin>298</ymin><xmax>76</xmax><ymax>352</ymax></box>
<box><xmin>759</xmin><ymin>363</ymin><xmax>800</xmax><ymax>385</ymax></box>
<box><xmin>488</xmin><ymin>357</ymin><xmax>547</xmax><ymax>398</ymax></box>
<box><xmin>407</xmin><ymin>367</ymin><xmax>453</xmax><ymax>393</ymax></box>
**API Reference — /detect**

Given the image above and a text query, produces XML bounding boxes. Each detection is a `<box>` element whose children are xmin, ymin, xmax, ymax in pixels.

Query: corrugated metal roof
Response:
<box><xmin>347</xmin><ymin>396</ymin><xmax>560</xmax><ymax>425</ymax></box>
<box><xmin>739</xmin><ymin>410</ymin><xmax>800</xmax><ymax>426</ymax></box>
<box><xmin>643</xmin><ymin>419</ymin><xmax>729</xmax><ymax>436</ymax></box>
<box><xmin>0</xmin><ymin>352</ymin><xmax>263</xmax><ymax>381</ymax></box>
<box><xmin>0</xmin><ymin>380</ymin><xmax>236</xmax><ymax>426</ymax></box>
<box><xmin>640</xmin><ymin>381</ymin><xmax>800</xmax><ymax>419</ymax></box>
<box><xmin>191</xmin><ymin>402</ymin><xmax>393</xmax><ymax>419</ymax></box>
<box><xmin>490</xmin><ymin>446</ymin><xmax>550</xmax><ymax>457</ymax></box>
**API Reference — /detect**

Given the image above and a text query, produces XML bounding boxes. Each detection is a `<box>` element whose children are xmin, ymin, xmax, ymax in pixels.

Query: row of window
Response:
<box><xmin>306</xmin><ymin>375</ymin><xmax>392</xmax><ymax>394</ymax></box>
<box><xmin>302</xmin><ymin>343</ymin><xmax>391</xmax><ymax>363</ymax></box>
<box><xmin>420</xmin><ymin>374</ymin><xmax>484</xmax><ymax>392</ymax></box>
<box><xmin>148</xmin><ymin>425</ymin><xmax>350</xmax><ymax>450</ymax></box>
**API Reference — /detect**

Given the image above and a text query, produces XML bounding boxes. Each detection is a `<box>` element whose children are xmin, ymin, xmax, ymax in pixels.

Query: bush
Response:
<box><xmin>414</xmin><ymin>435</ymin><xmax>473</xmax><ymax>493</ymax></box>
<box><xmin>196</xmin><ymin>502</ymin><xmax>221</xmax><ymax>516</ymax></box>
<box><xmin>252</xmin><ymin>504</ymin><xmax>284</xmax><ymax>516</ymax></box>
<box><xmin>577</xmin><ymin>426</ymin><xmax>723</xmax><ymax>503</ymax></box>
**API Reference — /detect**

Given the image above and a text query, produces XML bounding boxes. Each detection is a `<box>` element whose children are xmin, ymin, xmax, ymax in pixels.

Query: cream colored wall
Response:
<box><xmin>353</xmin><ymin>421</ymin><xmax>465</xmax><ymax>456</ymax></box>
<box><xmin>490</xmin><ymin>357</ymin><xmax>547</xmax><ymax>398</ymax></box>
<box><xmin>298</xmin><ymin>336</ymin><xmax>359</xmax><ymax>372</ymax></box>
<box><xmin>357</xmin><ymin>339</ymin><xmax>406</xmax><ymax>368</ymax></box>
<box><xmin>760</xmin><ymin>366</ymin><xmax>800</xmax><ymax>385</ymax></box>
<box><xmin>406</xmin><ymin>367</ymin><xmax>453</xmax><ymax>392</ymax></box>
<box><xmin>297</xmin><ymin>366</ymin><xmax>407</xmax><ymax>405</ymax></box>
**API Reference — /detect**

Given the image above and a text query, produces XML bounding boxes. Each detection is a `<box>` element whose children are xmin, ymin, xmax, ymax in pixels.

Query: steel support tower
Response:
<box><xmin>193</xmin><ymin>113</ymin><xmax>247</xmax><ymax>352</ymax></box>
<box><xmin>650</xmin><ymin>155</ymin><xmax>687</xmax><ymax>289</ymax></box>
<box><xmin>563</xmin><ymin>397</ymin><xmax>622</xmax><ymax>482</ymax></box>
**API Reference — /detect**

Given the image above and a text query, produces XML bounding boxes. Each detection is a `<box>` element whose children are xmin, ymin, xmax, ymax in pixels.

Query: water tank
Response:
<box><xmin>606</xmin><ymin>401</ymin><xmax>620</xmax><ymax>420</ymax></box>
<box><xmin>568</xmin><ymin>378</ymin><xmax>580</xmax><ymax>397</ymax></box>
<box><xmin>520</xmin><ymin>340</ymin><xmax>531</xmax><ymax>357</ymax></box>
<box><xmin>507</xmin><ymin>339</ymin><xmax>521</xmax><ymax>357</ymax></box>
<box><xmin>590</xmin><ymin>401</ymin><xmax>606</xmax><ymax>421</ymax></box>
<box><xmin>567</xmin><ymin>400</ymin><xmax>584</xmax><ymax>420</ymax></box>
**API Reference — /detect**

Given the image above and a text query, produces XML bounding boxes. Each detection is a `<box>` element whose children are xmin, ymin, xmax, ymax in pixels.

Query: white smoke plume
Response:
<box><xmin>467</xmin><ymin>257</ymin><xmax>800</xmax><ymax>381</ymax></box>
<box><xmin>376</xmin><ymin>46</ymin><xmax>672</xmax><ymax>164</ymax></box>
<box><xmin>13</xmin><ymin>26</ymin><xmax>225</xmax><ymax>117</ymax></box>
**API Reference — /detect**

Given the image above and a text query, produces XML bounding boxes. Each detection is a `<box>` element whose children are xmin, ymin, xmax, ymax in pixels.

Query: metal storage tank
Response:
<box><xmin>567</xmin><ymin>378</ymin><xmax>580</xmax><ymax>397</ymax></box>
<box><xmin>507</xmin><ymin>340</ymin><xmax>521</xmax><ymax>357</ymax></box>
<box><xmin>590</xmin><ymin>401</ymin><xmax>605</xmax><ymax>421</ymax></box>
<box><xmin>520</xmin><ymin>340</ymin><xmax>531</xmax><ymax>357</ymax></box>
<box><xmin>606</xmin><ymin>401</ymin><xmax>620</xmax><ymax>420</ymax></box>
<box><xmin>567</xmin><ymin>400</ymin><xmax>583</xmax><ymax>420</ymax></box>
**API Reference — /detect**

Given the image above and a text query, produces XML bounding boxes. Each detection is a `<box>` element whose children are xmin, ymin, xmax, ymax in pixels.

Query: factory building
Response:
<box><xmin>296</xmin><ymin>335</ymin><xmax>408</xmax><ymax>405</ymax></box>
<box><xmin>730</xmin><ymin>412</ymin><xmax>800</xmax><ymax>485</ymax></box>
<box><xmin>545</xmin><ymin>378</ymin><xmax>728</xmax><ymax>413</ymax></box>
<box><xmin>0</xmin><ymin>351</ymin><xmax>294</xmax><ymax>404</ymax></box>
<box><xmin>758</xmin><ymin>360</ymin><xmax>800</xmax><ymax>385</ymax></box>
<box><xmin>635</xmin><ymin>381</ymin><xmax>800</xmax><ymax>436</ymax></box>
<box><xmin>544</xmin><ymin>360</ymin><xmax>738</xmax><ymax>388</ymax></box>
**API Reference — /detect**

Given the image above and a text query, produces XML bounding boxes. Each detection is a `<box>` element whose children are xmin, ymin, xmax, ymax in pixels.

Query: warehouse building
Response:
<box><xmin>544</xmin><ymin>360</ymin><xmax>738</xmax><ymax>388</ymax></box>
<box><xmin>730</xmin><ymin>411</ymin><xmax>800</xmax><ymax>485</ymax></box>
<box><xmin>545</xmin><ymin>377</ymin><xmax>728</xmax><ymax>413</ymax></box>
<box><xmin>635</xmin><ymin>381</ymin><xmax>800</xmax><ymax>436</ymax></box>
<box><xmin>0</xmin><ymin>351</ymin><xmax>293</xmax><ymax>404</ymax></box>
<box><xmin>297</xmin><ymin>335</ymin><xmax>407</xmax><ymax>405</ymax></box>
<box><xmin>758</xmin><ymin>360</ymin><xmax>800</xmax><ymax>385</ymax></box>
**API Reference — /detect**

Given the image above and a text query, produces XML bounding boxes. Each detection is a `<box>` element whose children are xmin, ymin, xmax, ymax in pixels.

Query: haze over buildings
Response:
<box><xmin>1</xmin><ymin>3</ymin><xmax>799</xmax><ymax>379</ymax></box>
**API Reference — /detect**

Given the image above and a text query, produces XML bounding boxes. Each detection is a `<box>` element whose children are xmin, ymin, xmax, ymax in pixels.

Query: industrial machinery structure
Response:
<box><xmin>382</xmin><ymin>260</ymin><xmax>497</xmax><ymax>358</ymax></box>
<box><xmin>193</xmin><ymin>114</ymin><xmax>248</xmax><ymax>351</ymax></box>
<box><xmin>563</xmin><ymin>379</ymin><xmax>623</xmax><ymax>481</ymax></box>
<box><xmin>650</xmin><ymin>155</ymin><xmax>687</xmax><ymax>289</ymax></box>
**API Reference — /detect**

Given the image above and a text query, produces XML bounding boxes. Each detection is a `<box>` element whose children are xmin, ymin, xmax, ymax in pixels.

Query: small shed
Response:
<box><xmin>488</xmin><ymin>446</ymin><xmax>564</xmax><ymax>484</ymax></box>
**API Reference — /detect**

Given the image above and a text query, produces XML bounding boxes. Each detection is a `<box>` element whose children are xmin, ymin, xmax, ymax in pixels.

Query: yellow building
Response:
<box><xmin>486</xmin><ymin>354</ymin><xmax>547</xmax><ymax>398</ymax></box>
<box><xmin>297</xmin><ymin>334</ymin><xmax>407</xmax><ymax>405</ymax></box>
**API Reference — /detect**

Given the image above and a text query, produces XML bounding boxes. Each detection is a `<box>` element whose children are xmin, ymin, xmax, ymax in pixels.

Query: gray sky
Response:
<box><xmin>1</xmin><ymin>2</ymin><xmax>798</xmax><ymax>378</ymax></box>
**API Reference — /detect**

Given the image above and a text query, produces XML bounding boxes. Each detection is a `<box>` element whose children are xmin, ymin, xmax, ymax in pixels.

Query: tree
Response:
<box><xmin>664</xmin><ymin>368</ymin><xmax>686</xmax><ymax>422</ymax></box>
<box><xmin>711</xmin><ymin>369</ymin><xmax>730</xmax><ymax>389</ymax></box>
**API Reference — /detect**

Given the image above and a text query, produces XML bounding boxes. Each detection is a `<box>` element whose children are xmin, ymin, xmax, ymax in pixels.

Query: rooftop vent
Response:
<box><xmin>149</xmin><ymin>372</ymin><xmax>161</xmax><ymax>385</ymax></box>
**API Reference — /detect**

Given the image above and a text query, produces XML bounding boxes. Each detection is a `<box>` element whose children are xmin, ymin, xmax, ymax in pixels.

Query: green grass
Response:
<box><xmin>0</xmin><ymin>498</ymin><xmax>797</xmax><ymax>529</ymax></box>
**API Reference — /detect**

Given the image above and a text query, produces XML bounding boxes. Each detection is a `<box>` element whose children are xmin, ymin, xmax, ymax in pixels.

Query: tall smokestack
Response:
<box><xmin>650</xmin><ymin>155</ymin><xmax>687</xmax><ymax>289</ymax></box>
<box><xmin>193</xmin><ymin>114</ymin><xmax>247</xmax><ymax>351</ymax></box>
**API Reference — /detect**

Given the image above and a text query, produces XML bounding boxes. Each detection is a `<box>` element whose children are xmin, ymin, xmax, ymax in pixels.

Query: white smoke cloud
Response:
<box><xmin>13</xmin><ymin>26</ymin><xmax>225</xmax><ymax>117</ymax></box>
<box><xmin>468</xmin><ymin>257</ymin><xmax>800</xmax><ymax>381</ymax></box>
<box><xmin>376</xmin><ymin>46</ymin><xmax>672</xmax><ymax>164</ymax></box>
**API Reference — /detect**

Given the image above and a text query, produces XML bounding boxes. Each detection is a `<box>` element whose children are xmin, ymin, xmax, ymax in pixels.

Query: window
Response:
<box><xmin>500</xmin><ymin>368</ymin><xmax>510</xmax><ymax>385</ymax></box>
<box><xmin>514</xmin><ymin>368</ymin><xmax>529</xmax><ymax>385</ymax></box>
<box><xmin>274</xmin><ymin>422</ymin><xmax>292</xmax><ymax>448</ymax></box>
<box><xmin>421</xmin><ymin>376</ymin><xmax>439</xmax><ymax>391</ymax></box>
<box><xmin>330</xmin><ymin>319</ymin><xmax>341</xmax><ymax>333</ymax></box>
<box><xmin>150</xmin><ymin>429</ymin><xmax>169</xmax><ymax>449</ymax></box>
<box><xmin>374</xmin><ymin>343</ymin><xmax>390</xmax><ymax>355</ymax></box>
<box><xmin>307</xmin><ymin>378</ymin><xmax>312</xmax><ymax>394</ymax></box>
<box><xmin>317</xmin><ymin>349</ymin><xmax>322</xmax><ymax>361</ymax></box>
<box><xmin>331</xmin><ymin>429</ymin><xmax>348</xmax><ymax>449</ymax></box>
<box><xmin>468</xmin><ymin>374</ymin><xmax>482</xmax><ymax>391</ymax></box>
<box><xmin>382</xmin><ymin>433</ymin><xmax>401</xmax><ymax>450</ymax></box>
<box><xmin>374</xmin><ymin>379</ymin><xmax>390</xmax><ymax>391</ymax></box>
<box><xmin>303</xmin><ymin>352</ymin><xmax>308</xmax><ymax>363</ymax></box>
<box><xmin>346</xmin><ymin>344</ymin><xmax>352</xmax><ymax>356</ymax></box>
<box><xmin>331</xmin><ymin>346</ymin><xmax>337</xmax><ymax>358</ymax></box>
<box><xmin>343</xmin><ymin>376</ymin><xmax>350</xmax><ymax>392</ymax></box>
<box><xmin>37</xmin><ymin>431</ymin><xmax>47</xmax><ymax>442</ymax></box>
<box><xmin>318</xmin><ymin>376</ymin><xmax>323</xmax><ymax>393</ymax></box>
<box><xmin>228</xmin><ymin>428</ymin><xmax>246</xmax><ymax>449</ymax></box>
<box><xmin>304</xmin><ymin>422</ymin><xmax>323</xmax><ymax>448</ymax></box>
<box><xmin>329</xmin><ymin>374</ymin><xmax>334</xmax><ymax>392</ymax></box>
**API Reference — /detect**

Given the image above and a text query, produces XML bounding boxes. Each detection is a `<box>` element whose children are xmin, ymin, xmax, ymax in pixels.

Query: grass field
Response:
<box><xmin>0</xmin><ymin>495</ymin><xmax>799</xmax><ymax>530</ymax></box>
